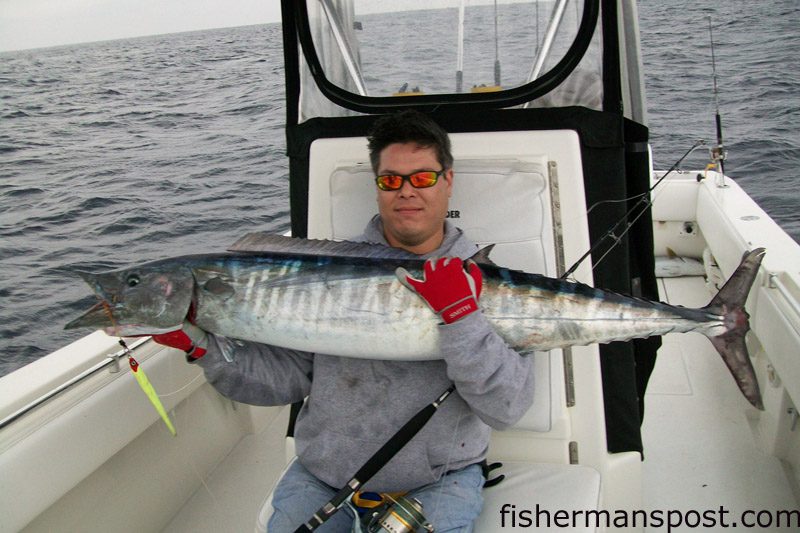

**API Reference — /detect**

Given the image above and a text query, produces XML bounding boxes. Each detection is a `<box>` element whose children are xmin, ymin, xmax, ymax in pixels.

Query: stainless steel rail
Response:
<box><xmin>0</xmin><ymin>337</ymin><xmax>151</xmax><ymax>431</ymax></box>
<box><xmin>319</xmin><ymin>0</ymin><xmax>368</xmax><ymax>96</ymax></box>
<box><xmin>524</xmin><ymin>0</ymin><xmax>569</xmax><ymax>96</ymax></box>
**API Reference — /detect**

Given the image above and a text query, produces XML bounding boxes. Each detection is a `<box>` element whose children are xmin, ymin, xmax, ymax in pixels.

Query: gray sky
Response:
<box><xmin>0</xmin><ymin>0</ymin><xmax>283</xmax><ymax>52</ymax></box>
<box><xmin>0</xmin><ymin>0</ymin><xmax>521</xmax><ymax>53</ymax></box>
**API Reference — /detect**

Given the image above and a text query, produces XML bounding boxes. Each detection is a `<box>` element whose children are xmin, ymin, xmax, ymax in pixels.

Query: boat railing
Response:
<box><xmin>318</xmin><ymin>0</ymin><xmax>368</xmax><ymax>96</ymax></box>
<box><xmin>525</xmin><ymin>0</ymin><xmax>570</xmax><ymax>87</ymax></box>
<box><xmin>0</xmin><ymin>336</ymin><xmax>151</xmax><ymax>431</ymax></box>
<box><xmin>768</xmin><ymin>273</ymin><xmax>800</xmax><ymax>327</ymax></box>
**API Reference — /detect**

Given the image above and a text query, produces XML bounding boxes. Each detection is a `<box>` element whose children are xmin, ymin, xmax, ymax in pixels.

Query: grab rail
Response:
<box><xmin>769</xmin><ymin>273</ymin><xmax>800</xmax><ymax>322</ymax></box>
<box><xmin>0</xmin><ymin>337</ymin><xmax>151</xmax><ymax>431</ymax></box>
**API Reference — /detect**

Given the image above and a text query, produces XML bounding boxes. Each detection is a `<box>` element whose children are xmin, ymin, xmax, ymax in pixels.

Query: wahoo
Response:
<box><xmin>65</xmin><ymin>233</ymin><xmax>765</xmax><ymax>409</ymax></box>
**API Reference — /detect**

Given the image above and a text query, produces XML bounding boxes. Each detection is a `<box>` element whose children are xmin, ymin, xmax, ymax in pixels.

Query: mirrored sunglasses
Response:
<box><xmin>375</xmin><ymin>170</ymin><xmax>445</xmax><ymax>191</ymax></box>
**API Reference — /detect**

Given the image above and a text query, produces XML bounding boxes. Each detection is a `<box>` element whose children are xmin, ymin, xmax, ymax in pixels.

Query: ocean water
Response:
<box><xmin>1</xmin><ymin>25</ymin><xmax>290</xmax><ymax>375</ymax></box>
<box><xmin>639</xmin><ymin>0</ymin><xmax>800</xmax><ymax>231</ymax></box>
<box><xmin>1</xmin><ymin>1</ymin><xmax>798</xmax><ymax>377</ymax></box>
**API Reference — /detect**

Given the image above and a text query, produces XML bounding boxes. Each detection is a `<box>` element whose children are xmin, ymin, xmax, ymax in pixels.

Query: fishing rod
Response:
<box><xmin>456</xmin><ymin>0</ymin><xmax>465</xmax><ymax>92</ymax></box>
<box><xmin>493</xmin><ymin>0</ymin><xmax>501</xmax><ymax>87</ymax></box>
<box><xmin>294</xmin><ymin>386</ymin><xmax>454</xmax><ymax>532</ymax></box>
<box><xmin>560</xmin><ymin>140</ymin><xmax>707</xmax><ymax>280</ymax></box>
<box><xmin>563</xmin><ymin>17</ymin><xmax>733</xmax><ymax>279</ymax></box>
<box><xmin>456</xmin><ymin>1</ymin><xmax>501</xmax><ymax>92</ymax></box>
<box><xmin>708</xmin><ymin>16</ymin><xmax>726</xmax><ymax>183</ymax></box>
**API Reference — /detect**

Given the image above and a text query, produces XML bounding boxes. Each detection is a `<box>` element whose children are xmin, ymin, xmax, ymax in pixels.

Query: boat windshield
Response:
<box><xmin>298</xmin><ymin>0</ymin><xmax>602</xmax><ymax>119</ymax></box>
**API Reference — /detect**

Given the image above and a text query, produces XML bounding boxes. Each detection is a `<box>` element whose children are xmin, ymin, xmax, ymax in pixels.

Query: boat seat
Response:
<box><xmin>256</xmin><ymin>131</ymin><xmax>612</xmax><ymax>533</ymax></box>
<box><xmin>255</xmin><ymin>458</ymin><xmax>295</xmax><ymax>533</ymax></box>
<box><xmin>317</xmin><ymin>150</ymin><xmax>569</xmax><ymax>435</ymax></box>
<box><xmin>253</xmin><ymin>135</ymin><xmax>603</xmax><ymax>531</ymax></box>
<box><xmin>475</xmin><ymin>462</ymin><xmax>600</xmax><ymax>532</ymax></box>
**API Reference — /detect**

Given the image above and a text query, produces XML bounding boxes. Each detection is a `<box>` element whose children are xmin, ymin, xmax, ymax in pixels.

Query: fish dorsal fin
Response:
<box><xmin>228</xmin><ymin>232</ymin><xmax>420</xmax><ymax>261</ymax></box>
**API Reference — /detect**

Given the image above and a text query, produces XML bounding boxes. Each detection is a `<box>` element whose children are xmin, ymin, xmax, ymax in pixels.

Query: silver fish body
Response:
<box><xmin>194</xmin><ymin>255</ymin><xmax>439</xmax><ymax>359</ymax></box>
<box><xmin>66</xmin><ymin>235</ymin><xmax>765</xmax><ymax>408</ymax></box>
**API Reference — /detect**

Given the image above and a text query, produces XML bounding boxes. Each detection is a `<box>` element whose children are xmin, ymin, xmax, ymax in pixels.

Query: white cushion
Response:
<box><xmin>476</xmin><ymin>462</ymin><xmax>601</xmax><ymax>532</ymax></box>
<box><xmin>329</xmin><ymin>158</ymin><xmax>554</xmax><ymax>275</ymax></box>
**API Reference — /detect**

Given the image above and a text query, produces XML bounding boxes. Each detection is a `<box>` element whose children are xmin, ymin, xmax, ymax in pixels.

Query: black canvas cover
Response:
<box><xmin>279</xmin><ymin>0</ymin><xmax>659</xmax><ymax>455</ymax></box>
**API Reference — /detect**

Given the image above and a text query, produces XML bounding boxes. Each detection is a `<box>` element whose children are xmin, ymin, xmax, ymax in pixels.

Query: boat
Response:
<box><xmin>1</xmin><ymin>1</ymin><xmax>798</xmax><ymax>531</ymax></box>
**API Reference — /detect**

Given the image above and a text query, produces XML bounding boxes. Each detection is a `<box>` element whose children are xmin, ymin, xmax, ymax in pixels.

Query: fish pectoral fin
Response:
<box><xmin>202</xmin><ymin>277</ymin><xmax>235</xmax><ymax>299</ymax></box>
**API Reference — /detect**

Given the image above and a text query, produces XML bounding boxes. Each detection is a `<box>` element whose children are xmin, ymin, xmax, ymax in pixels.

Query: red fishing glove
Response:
<box><xmin>397</xmin><ymin>257</ymin><xmax>483</xmax><ymax>324</ymax></box>
<box><xmin>151</xmin><ymin>322</ymin><xmax>207</xmax><ymax>360</ymax></box>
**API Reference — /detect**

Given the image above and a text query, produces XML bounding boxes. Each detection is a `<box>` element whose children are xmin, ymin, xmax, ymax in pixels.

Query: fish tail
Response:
<box><xmin>703</xmin><ymin>248</ymin><xmax>766</xmax><ymax>410</ymax></box>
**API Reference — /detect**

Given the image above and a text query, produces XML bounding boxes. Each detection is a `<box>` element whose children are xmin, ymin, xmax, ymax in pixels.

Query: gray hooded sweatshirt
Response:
<box><xmin>196</xmin><ymin>217</ymin><xmax>535</xmax><ymax>492</ymax></box>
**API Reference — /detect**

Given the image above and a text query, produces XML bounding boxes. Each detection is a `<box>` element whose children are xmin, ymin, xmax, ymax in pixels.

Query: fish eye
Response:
<box><xmin>126</xmin><ymin>274</ymin><xmax>141</xmax><ymax>287</ymax></box>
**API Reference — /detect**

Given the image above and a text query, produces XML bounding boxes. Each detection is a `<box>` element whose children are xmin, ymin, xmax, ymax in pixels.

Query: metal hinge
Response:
<box><xmin>569</xmin><ymin>441</ymin><xmax>579</xmax><ymax>464</ymax></box>
<box><xmin>564</xmin><ymin>348</ymin><xmax>575</xmax><ymax>407</ymax></box>
<box><xmin>549</xmin><ymin>160</ymin><xmax>576</xmax><ymax>408</ymax></box>
<box><xmin>548</xmin><ymin>161</ymin><xmax>565</xmax><ymax>276</ymax></box>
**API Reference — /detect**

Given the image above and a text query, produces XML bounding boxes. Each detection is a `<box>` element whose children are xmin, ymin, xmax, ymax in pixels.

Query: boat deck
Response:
<box><xmin>642</xmin><ymin>276</ymin><xmax>798</xmax><ymax>529</ymax></box>
<box><xmin>163</xmin><ymin>406</ymin><xmax>289</xmax><ymax>533</ymax></box>
<box><xmin>162</xmin><ymin>276</ymin><xmax>798</xmax><ymax>532</ymax></box>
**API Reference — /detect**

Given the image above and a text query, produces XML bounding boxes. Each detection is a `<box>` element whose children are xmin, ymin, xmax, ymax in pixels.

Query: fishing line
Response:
<box><xmin>585</xmin><ymin>191</ymin><xmax>650</xmax><ymax>216</ymax></box>
<box><xmin>91</xmin><ymin>292</ymin><xmax>227</xmax><ymax>514</ymax></box>
<box><xmin>560</xmin><ymin>140</ymin><xmax>707</xmax><ymax>280</ymax></box>
<box><xmin>94</xmin><ymin>291</ymin><xmax>181</xmax><ymax>434</ymax></box>
<box><xmin>587</xmin><ymin>185</ymin><xmax>667</xmax><ymax>277</ymax></box>
<box><xmin>561</xmin><ymin>191</ymin><xmax>654</xmax><ymax>247</ymax></box>
<box><xmin>427</xmin><ymin>408</ymin><xmax>465</xmax><ymax>524</ymax></box>
<box><xmin>183</xmin><ymin>444</ymin><xmax>223</xmax><ymax>510</ymax></box>
<box><xmin>155</xmin><ymin>371</ymin><xmax>205</xmax><ymax>398</ymax></box>
<box><xmin>161</xmin><ymin>350</ymin><xmax>226</xmax><ymax>515</ymax></box>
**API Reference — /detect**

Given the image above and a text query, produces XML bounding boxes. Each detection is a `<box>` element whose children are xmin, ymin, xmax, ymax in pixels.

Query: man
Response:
<box><xmin>155</xmin><ymin>110</ymin><xmax>535</xmax><ymax>531</ymax></box>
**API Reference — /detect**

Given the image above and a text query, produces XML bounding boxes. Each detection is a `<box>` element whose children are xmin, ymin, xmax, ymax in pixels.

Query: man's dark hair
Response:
<box><xmin>367</xmin><ymin>110</ymin><xmax>454</xmax><ymax>174</ymax></box>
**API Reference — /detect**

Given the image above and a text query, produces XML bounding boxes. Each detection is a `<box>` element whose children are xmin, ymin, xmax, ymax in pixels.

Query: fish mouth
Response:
<box><xmin>65</xmin><ymin>298</ymin><xmax>117</xmax><ymax>331</ymax></box>
<box><xmin>65</xmin><ymin>267</ymin><xmax>192</xmax><ymax>336</ymax></box>
<box><xmin>65</xmin><ymin>270</ymin><xmax>125</xmax><ymax>332</ymax></box>
<box><xmin>64</xmin><ymin>299</ymin><xmax>176</xmax><ymax>336</ymax></box>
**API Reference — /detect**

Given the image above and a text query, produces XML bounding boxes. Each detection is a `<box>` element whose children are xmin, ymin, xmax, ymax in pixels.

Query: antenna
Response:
<box><xmin>708</xmin><ymin>17</ymin><xmax>727</xmax><ymax>186</ymax></box>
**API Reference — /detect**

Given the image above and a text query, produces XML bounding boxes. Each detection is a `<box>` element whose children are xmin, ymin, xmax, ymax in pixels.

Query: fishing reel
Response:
<box><xmin>357</xmin><ymin>495</ymin><xmax>434</xmax><ymax>533</ymax></box>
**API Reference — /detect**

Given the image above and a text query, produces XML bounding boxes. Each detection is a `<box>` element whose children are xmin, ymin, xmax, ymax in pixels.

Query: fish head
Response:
<box><xmin>65</xmin><ymin>263</ymin><xmax>195</xmax><ymax>337</ymax></box>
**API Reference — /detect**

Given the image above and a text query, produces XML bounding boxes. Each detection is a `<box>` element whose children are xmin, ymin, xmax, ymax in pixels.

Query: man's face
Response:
<box><xmin>376</xmin><ymin>142</ymin><xmax>453</xmax><ymax>255</ymax></box>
